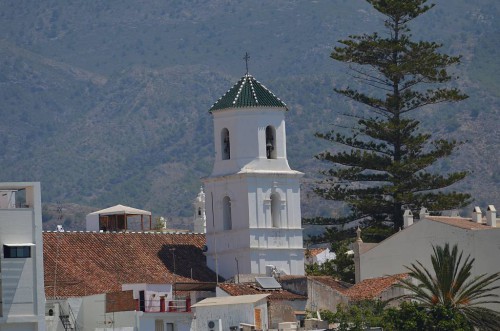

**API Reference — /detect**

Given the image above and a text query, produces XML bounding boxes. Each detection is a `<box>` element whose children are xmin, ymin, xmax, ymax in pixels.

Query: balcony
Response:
<box><xmin>0</xmin><ymin>188</ymin><xmax>31</xmax><ymax>209</ymax></box>
<box><xmin>136</xmin><ymin>298</ymin><xmax>192</xmax><ymax>313</ymax></box>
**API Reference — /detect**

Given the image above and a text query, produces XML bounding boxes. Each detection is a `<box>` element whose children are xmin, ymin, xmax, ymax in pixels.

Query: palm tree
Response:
<box><xmin>397</xmin><ymin>243</ymin><xmax>500</xmax><ymax>330</ymax></box>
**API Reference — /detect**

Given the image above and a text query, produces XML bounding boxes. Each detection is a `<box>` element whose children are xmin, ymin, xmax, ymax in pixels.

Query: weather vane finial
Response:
<box><xmin>243</xmin><ymin>52</ymin><xmax>250</xmax><ymax>74</ymax></box>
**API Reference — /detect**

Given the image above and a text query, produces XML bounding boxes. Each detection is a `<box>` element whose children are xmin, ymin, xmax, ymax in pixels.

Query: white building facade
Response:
<box><xmin>0</xmin><ymin>182</ymin><xmax>45</xmax><ymax>331</ymax></box>
<box><xmin>203</xmin><ymin>73</ymin><xmax>305</xmax><ymax>279</ymax></box>
<box><xmin>192</xmin><ymin>294</ymin><xmax>269</xmax><ymax>331</ymax></box>
<box><xmin>355</xmin><ymin>207</ymin><xmax>500</xmax><ymax>308</ymax></box>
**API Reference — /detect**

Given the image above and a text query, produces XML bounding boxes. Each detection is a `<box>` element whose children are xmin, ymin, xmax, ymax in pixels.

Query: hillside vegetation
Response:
<box><xmin>0</xmin><ymin>0</ymin><xmax>498</xmax><ymax>229</ymax></box>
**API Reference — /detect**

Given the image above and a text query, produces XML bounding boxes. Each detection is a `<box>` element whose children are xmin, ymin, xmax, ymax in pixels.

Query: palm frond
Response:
<box><xmin>395</xmin><ymin>243</ymin><xmax>500</xmax><ymax>330</ymax></box>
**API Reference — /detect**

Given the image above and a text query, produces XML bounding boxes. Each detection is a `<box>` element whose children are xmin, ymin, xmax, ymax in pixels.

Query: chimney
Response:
<box><xmin>472</xmin><ymin>206</ymin><xmax>482</xmax><ymax>223</ymax></box>
<box><xmin>486</xmin><ymin>205</ymin><xmax>497</xmax><ymax>227</ymax></box>
<box><xmin>403</xmin><ymin>209</ymin><xmax>413</xmax><ymax>227</ymax></box>
<box><xmin>419</xmin><ymin>207</ymin><xmax>429</xmax><ymax>220</ymax></box>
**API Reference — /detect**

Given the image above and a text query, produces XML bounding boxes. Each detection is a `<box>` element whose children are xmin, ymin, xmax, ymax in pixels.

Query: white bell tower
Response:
<box><xmin>193</xmin><ymin>187</ymin><xmax>206</xmax><ymax>233</ymax></box>
<box><xmin>203</xmin><ymin>71</ymin><xmax>305</xmax><ymax>279</ymax></box>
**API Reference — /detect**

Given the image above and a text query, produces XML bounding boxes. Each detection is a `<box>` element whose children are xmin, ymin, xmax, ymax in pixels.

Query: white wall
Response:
<box><xmin>85</xmin><ymin>214</ymin><xmax>99</xmax><ymax>232</ymax></box>
<box><xmin>57</xmin><ymin>293</ymin><xmax>196</xmax><ymax>331</ymax></box>
<box><xmin>194</xmin><ymin>300</ymin><xmax>269</xmax><ymax>331</ymax></box>
<box><xmin>205</xmin><ymin>104</ymin><xmax>305</xmax><ymax>279</ymax></box>
<box><xmin>122</xmin><ymin>283</ymin><xmax>173</xmax><ymax>304</ymax></box>
<box><xmin>204</xmin><ymin>174</ymin><xmax>304</xmax><ymax>278</ymax></box>
<box><xmin>138</xmin><ymin>312</ymin><xmax>193</xmax><ymax>331</ymax></box>
<box><xmin>80</xmin><ymin>294</ymin><xmax>137</xmax><ymax>331</ymax></box>
<box><xmin>0</xmin><ymin>323</ymin><xmax>40</xmax><ymax>331</ymax></box>
<box><xmin>211</xmin><ymin>108</ymin><xmax>291</xmax><ymax>177</ymax></box>
<box><xmin>45</xmin><ymin>300</ymin><xmax>71</xmax><ymax>331</ymax></box>
<box><xmin>1</xmin><ymin>213</ymin><xmax>37</xmax><ymax>317</ymax></box>
<box><xmin>78</xmin><ymin>294</ymin><xmax>105</xmax><ymax>331</ymax></box>
<box><xmin>0</xmin><ymin>183</ymin><xmax>45</xmax><ymax>331</ymax></box>
<box><xmin>314</xmin><ymin>249</ymin><xmax>336</xmax><ymax>265</ymax></box>
<box><xmin>359</xmin><ymin>218</ymin><xmax>500</xmax><ymax>307</ymax></box>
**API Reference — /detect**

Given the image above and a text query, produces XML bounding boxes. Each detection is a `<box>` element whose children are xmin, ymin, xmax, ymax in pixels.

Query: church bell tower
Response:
<box><xmin>203</xmin><ymin>64</ymin><xmax>305</xmax><ymax>279</ymax></box>
<box><xmin>193</xmin><ymin>187</ymin><xmax>206</xmax><ymax>233</ymax></box>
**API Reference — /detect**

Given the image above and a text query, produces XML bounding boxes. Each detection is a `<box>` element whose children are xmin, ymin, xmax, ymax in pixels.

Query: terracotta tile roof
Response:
<box><xmin>219</xmin><ymin>283</ymin><xmax>306</xmax><ymax>301</ymax></box>
<box><xmin>43</xmin><ymin>231</ymin><xmax>219</xmax><ymax>298</ymax></box>
<box><xmin>309</xmin><ymin>276</ymin><xmax>352</xmax><ymax>293</ymax></box>
<box><xmin>306</xmin><ymin>248</ymin><xmax>326</xmax><ymax>257</ymax></box>
<box><xmin>279</xmin><ymin>275</ymin><xmax>307</xmax><ymax>281</ymax></box>
<box><xmin>426</xmin><ymin>216</ymin><xmax>493</xmax><ymax>230</ymax></box>
<box><xmin>344</xmin><ymin>274</ymin><xmax>408</xmax><ymax>301</ymax></box>
<box><xmin>280</xmin><ymin>275</ymin><xmax>352</xmax><ymax>292</ymax></box>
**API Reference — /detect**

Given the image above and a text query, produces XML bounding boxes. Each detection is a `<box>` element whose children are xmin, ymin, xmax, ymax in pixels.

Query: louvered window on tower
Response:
<box><xmin>266</xmin><ymin>126</ymin><xmax>276</xmax><ymax>159</ymax></box>
<box><xmin>221</xmin><ymin>128</ymin><xmax>230</xmax><ymax>160</ymax></box>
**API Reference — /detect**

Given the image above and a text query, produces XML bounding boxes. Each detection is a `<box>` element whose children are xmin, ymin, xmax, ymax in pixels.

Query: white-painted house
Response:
<box><xmin>43</xmin><ymin>231</ymin><xmax>219</xmax><ymax>331</ymax></box>
<box><xmin>305</xmin><ymin>248</ymin><xmax>336</xmax><ymax>265</ymax></box>
<box><xmin>54</xmin><ymin>285</ymin><xmax>194</xmax><ymax>331</ymax></box>
<box><xmin>192</xmin><ymin>294</ymin><xmax>270</xmax><ymax>331</ymax></box>
<box><xmin>354</xmin><ymin>206</ymin><xmax>500</xmax><ymax>308</ymax></box>
<box><xmin>203</xmin><ymin>73</ymin><xmax>305</xmax><ymax>279</ymax></box>
<box><xmin>0</xmin><ymin>182</ymin><xmax>45</xmax><ymax>331</ymax></box>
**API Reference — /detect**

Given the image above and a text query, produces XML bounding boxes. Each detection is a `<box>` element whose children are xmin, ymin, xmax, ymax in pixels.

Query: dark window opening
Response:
<box><xmin>3</xmin><ymin>245</ymin><xmax>31</xmax><ymax>258</ymax></box>
<box><xmin>221</xmin><ymin>128</ymin><xmax>230</xmax><ymax>160</ymax></box>
<box><xmin>99</xmin><ymin>214</ymin><xmax>127</xmax><ymax>232</ymax></box>
<box><xmin>139</xmin><ymin>290</ymin><xmax>145</xmax><ymax>312</ymax></box>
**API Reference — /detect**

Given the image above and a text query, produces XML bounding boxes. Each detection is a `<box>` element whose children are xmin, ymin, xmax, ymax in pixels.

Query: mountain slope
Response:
<box><xmin>0</xmin><ymin>0</ymin><xmax>498</xmax><ymax>228</ymax></box>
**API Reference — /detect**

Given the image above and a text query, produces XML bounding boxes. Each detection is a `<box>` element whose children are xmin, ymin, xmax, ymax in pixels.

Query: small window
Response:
<box><xmin>221</xmin><ymin>128</ymin><xmax>230</xmax><ymax>160</ymax></box>
<box><xmin>198</xmin><ymin>207</ymin><xmax>202</xmax><ymax>216</ymax></box>
<box><xmin>3</xmin><ymin>245</ymin><xmax>31</xmax><ymax>258</ymax></box>
<box><xmin>266</xmin><ymin>126</ymin><xmax>276</xmax><ymax>159</ymax></box>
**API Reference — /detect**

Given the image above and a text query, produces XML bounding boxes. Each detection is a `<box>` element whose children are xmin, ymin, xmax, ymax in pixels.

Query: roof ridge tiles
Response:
<box><xmin>42</xmin><ymin>231</ymin><xmax>218</xmax><ymax>298</ymax></box>
<box><xmin>42</xmin><ymin>230</ymin><xmax>203</xmax><ymax>235</ymax></box>
<box><xmin>209</xmin><ymin>73</ymin><xmax>287</xmax><ymax>112</ymax></box>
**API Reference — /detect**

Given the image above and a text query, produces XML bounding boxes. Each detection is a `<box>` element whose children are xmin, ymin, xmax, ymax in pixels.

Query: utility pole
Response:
<box><xmin>169</xmin><ymin>248</ymin><xmax>176</xmax><ymax>302</ymax></box>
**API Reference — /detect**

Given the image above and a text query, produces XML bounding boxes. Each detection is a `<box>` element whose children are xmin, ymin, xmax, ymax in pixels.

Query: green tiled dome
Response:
<box><xmin>209</xmin><ymin>74</ymin><xmax>288</xmax><ymax>112</ymax></box>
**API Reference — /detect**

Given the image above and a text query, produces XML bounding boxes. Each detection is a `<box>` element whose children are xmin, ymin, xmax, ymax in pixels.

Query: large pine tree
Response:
<box><xmin>315</xmin><ymin>0</ymin><xmax>471</xmax><ymax>232</ymax></box>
